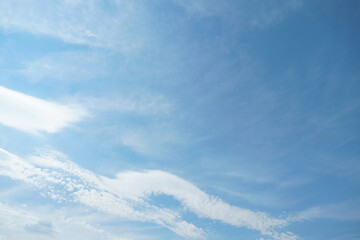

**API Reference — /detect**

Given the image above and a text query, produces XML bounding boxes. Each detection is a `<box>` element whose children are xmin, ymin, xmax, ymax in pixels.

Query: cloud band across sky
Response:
<box><xmin>0</xmin><ymin>148</ymin><xmax>297</xmax><ymax>240</ymax></box>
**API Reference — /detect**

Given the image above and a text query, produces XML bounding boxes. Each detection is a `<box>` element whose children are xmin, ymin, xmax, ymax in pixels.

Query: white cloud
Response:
<box><xmin>0</xmin><ymin>86</ymin><xmax>87</xmax><ymax>134</ymax></box>
<box><xmin>0</xmin><ymin>202</ymin><xmax>132</xmax><ymax>240</ymax></box>
<box><xmin>0</xmin><ymin>148</ymin><xmax>204</xmax><ymax>239</ymax></box>
<box><xmin>0</xmin><ymin>147</ymin><xmax>297</xmax><ymax>239</ymax></box>
<box><xmin>106</xmin><ymin>171</ymin><xmax>289</xmax><ymax>234</ymax></box>
<box><xmin>0</xmin><ymin>202</ymin><xmax>39</xmax><ymax>230</ymax></box>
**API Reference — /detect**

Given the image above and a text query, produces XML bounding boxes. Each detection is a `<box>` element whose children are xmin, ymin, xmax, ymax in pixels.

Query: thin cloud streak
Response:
<box><xmin>172</xmin><ymin>0</ymin><xmax>302</xmax><ymax>28</ymax></box>
<box><xmin>81</xmin><ymin>95</ymin><xmax>174</xmax><ymax>115</ymax></box>
<box><xmin>291</xmin><ymin>199</ymin><xmax>360</xmax><ymax>222</ymax></box>
<box><xmin>0</xmin><ymin>86</ymin><xmax>87</xmax><ymax>134</ymax></box>
<box><xmin>0</xmin><ymin>148</ymin><xmax>297</xmax><ymax>239</ymax></box>
<box><xmin>0</xmin><ymin>0</ymin><xmax>145</xmax><ymax>51</ymax></box>
<box><xmin>20</xmin><ymin>51</ymin><xmax>111</xmax><ymax>82</ymax></box>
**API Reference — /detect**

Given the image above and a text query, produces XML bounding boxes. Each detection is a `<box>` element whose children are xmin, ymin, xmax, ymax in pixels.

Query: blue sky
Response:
<box><xmin>0</xmin><ymin>0</ymin><xmax>359</xmax><ymax>239</ymax></box>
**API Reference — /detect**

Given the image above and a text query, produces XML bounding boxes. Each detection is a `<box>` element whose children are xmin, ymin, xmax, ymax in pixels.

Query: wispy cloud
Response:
<box><xmin>81</xmin><ymin>94</ymin><xmax>174</xmax><ymax>115</ymax></box>
<box><xmin>0</xmin><ymin>0</ymin><xmax>302</xmax><ymax>53</ymax></box>
<box><xmin>0</xmin><ymin>147</ymin><xmax>297</xmax><ymax>239</ymax></box>
<box><xmin>0</xmin><ymin>86</ymin><xmax>87</xmax><ymax>134</ymax></box>
<box><xmin>292</xmin><ymin>199</ymin><xmax>360</xmax><ymax>222</ymax></box>
<box><xmin>172</xmin><ymin>0</ymin><xmax>302</xmax><ymax>28</ymax></box>
<box><xmin>249</xmin><ymin>0</ymin><xmax>302</xmax><ymax>28</ymax></box>
<box><xmin>115</xmin><ymin>124</ymin><xmax>182</xmax><ymax>157</ymax></box>
<box><xmin>0</xmin><ymin>202</ymin><xmax>38</xmax><ymax>230</ymax></box>
<box><xmin>332</xmin><ymin>234</ymin><xmax>360</xmax><ymax>240</ymax></box>
<box><xmin>0</xmin><ymin>0</ymin><xmax>145</xmax><ymax>50</ymax></box>
<box><xmin>219</xmin><ymin>158</ymin><xmax>310</xmax><ymax>189</ymax></box>
<box><xmin>0</xmin><ymin>202</ymin><xmax>131</xmax><ymax>240</ymax></box>
<box><xmin>213</xmin><ymin>186</ymin><xmax>289</xmax><ymax>209</ymax></box>
<box><xmin>21</xmin><ymin>51</ymin><xmax>111</xmax><ymax>82</ymax></box>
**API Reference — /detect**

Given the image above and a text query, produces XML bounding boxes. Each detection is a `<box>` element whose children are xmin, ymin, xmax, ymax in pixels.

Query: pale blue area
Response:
<box><xmin>0</xmin><ymin>0</ymin><xmax>359</xmax><ymax>239</ymax></box>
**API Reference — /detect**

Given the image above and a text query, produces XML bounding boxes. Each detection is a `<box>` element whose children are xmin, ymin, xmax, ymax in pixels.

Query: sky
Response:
<box><xmin>0</xmin><ymin>0</ymin><xmax>359</xmax><ymax>239</ymax></box>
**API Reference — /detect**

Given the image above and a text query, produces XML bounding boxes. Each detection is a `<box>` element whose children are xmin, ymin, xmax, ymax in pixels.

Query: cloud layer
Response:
<box><xmin>0</xmin><ymin>148</ymin><xmax>297</xmax><ymax>239</ymax></box>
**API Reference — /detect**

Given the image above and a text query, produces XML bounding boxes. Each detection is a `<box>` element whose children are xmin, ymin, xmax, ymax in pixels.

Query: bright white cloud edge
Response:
<box><xmin>0</xmin><ymin>86</ymin><xmax>87</xmax><ymax>134</ymax></box>
<box><xmin>0</xmin><ymin>148</ymin><xmax>297</xmax><ymax>240</ymax></box>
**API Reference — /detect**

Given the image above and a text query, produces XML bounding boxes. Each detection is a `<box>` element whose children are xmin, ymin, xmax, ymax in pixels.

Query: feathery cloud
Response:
<box><xmin>0</xmin><ymin>0</ymin><xmax>145</xmax><ymax>51</ymax></box>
